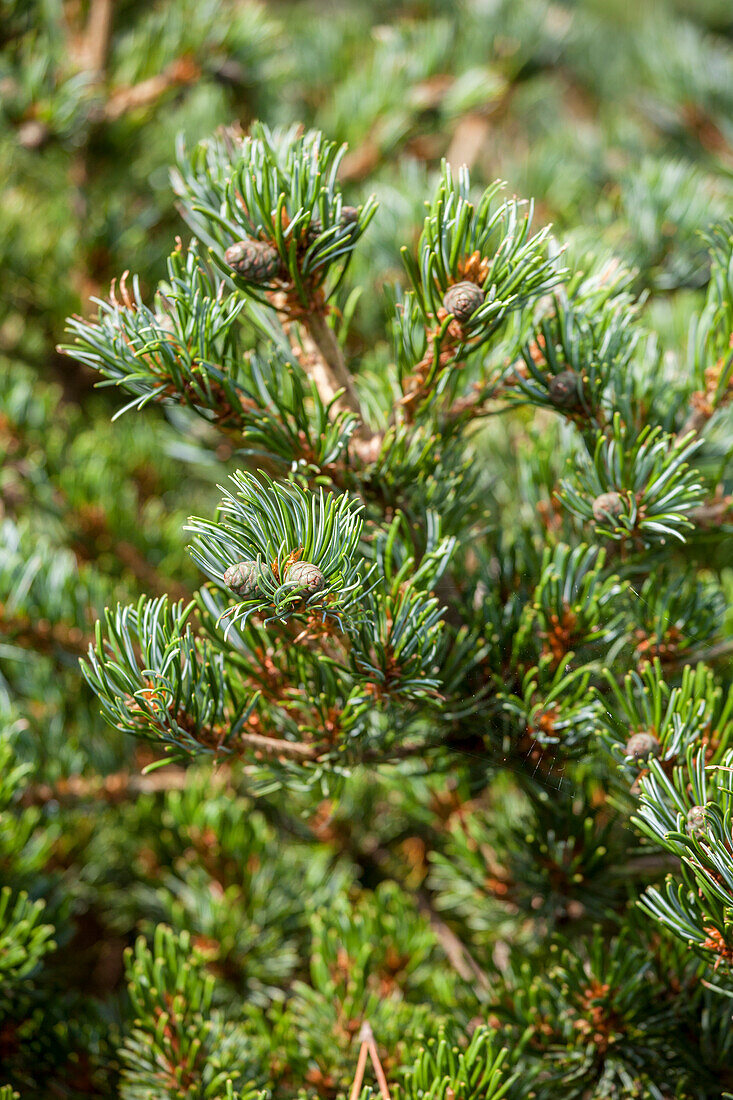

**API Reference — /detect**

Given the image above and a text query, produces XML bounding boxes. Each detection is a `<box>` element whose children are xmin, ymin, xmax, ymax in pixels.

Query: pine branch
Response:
<box><xmin>71</xmin><ymin>509</ymin><xmax>189</xmax><ymax>601</ymax></box>
<box><xmin>416</xmin><ymin>890</ymin><xmax>491</xmax><ymax>992</ymax></box>
<box><xmin>78</xmin><ymin>0</ymin><xmax>113</xmax><ymax>77</ymax></box>
<box><xmin>688</xmin><ymin>493</ymin><xmax>733</xmax><ymax>529</ymax></box>
<box><xmin>361</xmin><ymin>1021</ymin><xmax>392</xmax><ymax>1100</ymax></box>
<box><xmin>19</xmin><ymin>766</ymin><xmax>190</xmax><ymax>807</ymax></box>
<box><xmin>320</xmin><ymin>803</ymin><xmax>491</xmax><ymax>992</ymax></box>
<box><xmin>302</xmin><ymin>305</ymin><xmax>363</xmax><ymax>418</ymax></box>
<box><xmin>678</xmin><ymin>402</ymin><xmax>714</xmax><ymax>441</ymax></box>
<box><xmin>279</xmin><ymin>298</ymin><xmax>382</xmax><ymax>461</ymax></box>
<box><xmin>104</xmin><ymin>58</ymin><xmax>201</xmax><ymax>122</ymax></box>
<box><xmin>234</xmin><ymin>729</ymin><xmax>320</xmax><ymax>761</ymax></box>
<box><xmin>348</xmin><ymin>1033</ymin><xmax>370</xmax><ymax>1100</ymax></box>
<box><xmin>0</xmin><ymin>608</ymin><xmax>89</xmax><ymax>658</ymax></box>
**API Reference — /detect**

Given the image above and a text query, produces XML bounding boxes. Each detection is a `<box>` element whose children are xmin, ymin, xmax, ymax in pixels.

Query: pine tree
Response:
<box><xmin>2</xmin><ymin>2</ymin><xmax>733</xmax><ymax>1098</ymax></box>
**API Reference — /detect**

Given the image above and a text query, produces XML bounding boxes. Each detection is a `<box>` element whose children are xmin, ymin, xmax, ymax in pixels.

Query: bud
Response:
<box><xmin>285</xmin><ymin>560</ymin><xmax>326</xmax><ymax>594</ymax></box>
<box><xmin>686</xmin><ymin>804</ymin><xmax>708</xmax><ymax>840</ymax></box>
<box><xmin>224</xmin><ymin>239</ymin><xmax>281</xmax><ymax>283</ymax></box>
<box><xmin>153</xmin><ymin>309</ymin><xmax>177</xmax><ymax>336</ymax></box>
<box><xmin>443</xmin><ymin>281</ymin><xmax>485</xmax><ymax>324</ymax></box>
<box><xmin>223</xmin><ymin>560</ymin><xmax>260</xmax><ymax>598</ymax></box>
<box><xmin>339</xmin><ymin>205</ymin><xmax>359</xmax><ymax>228</ymax></box>
<box><xmin>592</xmin><ymin>491</ymin><xmax>625</xmax><ymax>524</ymax></box>
<box><xmin>625</xmin><ymin>731</ymin><xmax>661</xmax><ymax>762</ymax></box>
<box><xmin>18</xmin><ymin>119</ymin><xmax>49</xmax><ymax>150</ymax></box>
<box><xmin>548</xmin><ymin>370</ymin><xmax>580</xmax><ymax>408</ymax></box>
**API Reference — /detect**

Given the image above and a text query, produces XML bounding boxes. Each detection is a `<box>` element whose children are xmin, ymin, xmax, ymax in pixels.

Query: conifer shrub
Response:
<box><xmin>2</xmin><ymin>2</ymin><xmax>733</xmax><ymax>1097</ymax></box>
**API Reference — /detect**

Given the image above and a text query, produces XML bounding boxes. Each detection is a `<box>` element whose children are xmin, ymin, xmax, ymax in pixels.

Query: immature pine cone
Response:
<box><xmin>339</xmin><ymin>205</ymin><xmax>359</xmax><ymax>229</ymax></box>
<box><xmin>224</xmin><ymin>239</ymin><xmax>281</xmax><ymax>283</ymax></box>
<box><xmin>686</xmin><ymin>804</ymin><xmax>708</xmax><ymax>839</ymax></box>
<box><xmin>625</xmin><ymin>731</ymin><xmax>661</xmax><ymax>762</ymax></box>
<box><xmin>592</xmin><ymin>490</ymin><xmax>625</xmax><ymax>524</ymax></box>
<box><xmin>286</xmin><ymin>560</ymin><xmax>326</xmax><ymax>594</ymax></box>
<box><xmin>307</xmin><ymin>205</ymin><xmax>359</xmax><ymax>243</ymax></box>
<box><xmin>548</xmin><ymin>369</ymin><xmax>580</xmax><ymax>408</ymax></box>
<box><xmin>443</xmin><ymin>281</ymin><xmax>485</xmax><ymax>324</ymax></box>
<box><xmin>223</xmin><ymin>560</ymin><xmax>260</xmax><ymax>598</ymax></box>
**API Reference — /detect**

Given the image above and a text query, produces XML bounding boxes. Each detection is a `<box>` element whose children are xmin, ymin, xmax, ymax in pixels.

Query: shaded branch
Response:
<box><xmin>416</xmin><ymin>889</ymin><xmax>491</xmax><ymax>991</ymax></box>
<box><xmin>104</xmin><ymin>58</ymin><xmax>201</xmax><ymax>121</ymax></box>
<box><xmin>688</xmin><ymin>493</ymin><xmax>733</xmax><ymax>529</ymax></box>
<box><xmin>78</xmin><ymin>0</ymin><xmax>113</xmax><ymax>76</ymax></box>
<box><xmin>236</xmin><ymin>729</ymin><xmax>321</xmax><ymax>761</ymax></box>
<box><xmin>0</xmin><ymin>608</ymin><xmax>90</xmax><ymax>658</ymax></box>
<box><xmin>313</xmin><ymin>803</ymin><xmax>491</xmax><ymax>992</ymax></box>
<box><xmin>19</xmin><ymin>766</ymin><xmax>190</xmax><ymax>807</ymax></box>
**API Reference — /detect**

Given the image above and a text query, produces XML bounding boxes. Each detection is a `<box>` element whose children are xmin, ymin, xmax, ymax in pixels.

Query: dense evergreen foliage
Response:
<box><xmin>2</xmin><ymin>1</ymin><xmax>733</xmax><ymax>1096</ymax></box>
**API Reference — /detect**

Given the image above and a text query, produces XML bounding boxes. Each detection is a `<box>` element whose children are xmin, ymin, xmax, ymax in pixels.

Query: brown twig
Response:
<box><xmin>277</xmin><ymin>295</ymin><xmax>382</xmax><ymax>464</ymax></box>
<box><xmin>688</xmin><ymin>494</ymin><xmax>733</xmax><ymax>529</ymax></box>
<box><xmin>276</xmin><ymin>293</ymin><xmax>365</xmax><ymax>423</ymax></box>
<box><xmin>78</xmin><ymin>0</ymin><xmax>113</xmax><ymax>75</ymax></box>
<box><xmin>104</xmin><ymin>57</ymin><xmax>201</xmax><ymax>121</ymax></box>
<box><xmin>417</xmin><ymin>889</ymin><xmax>491</xmax><ymax>992</ymax></box>
<box><xmin>348</xmin><ymin>1032</ymin><xmax>370</xmax><ymax>1100</ymax></box>
<box><xmin>349</xmin><ymin>1023</ymin><xmax>392</xmax><ymax>1100</ymax></box>
<box><xmin>293</xmin><ymin>321</ymin><xmax>345</xmax><ymax>410</ymax></box>
<box><xmin>301</xmin><ymin>308</ymin><xmax>363</xmax><ymax>416</ymax></box>
<box><xmin>19</xmin><ymin>766</ymin><xmax>190</xmax><ymax>807</ymax></box>
<box><xmin>0</xmin><ymin>609</ymin><xmax>90</xmax><ymax>658</ymax></box>
<box><xmin>362</xmin><ymin>1022</ymin><xmax>392</xmax><ymax>1100</ymax></box>
<box><xmin>235</xmin><ymin>729</ymin><xmax>321</xmax><ymax>761</ymax></box>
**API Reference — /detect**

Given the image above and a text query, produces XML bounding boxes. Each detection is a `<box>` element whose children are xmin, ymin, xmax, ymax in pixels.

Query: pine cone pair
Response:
<box><xmin>223</xmin><ymin>559</ymin><xmax>326</xmax><ymax>599</ymax></box>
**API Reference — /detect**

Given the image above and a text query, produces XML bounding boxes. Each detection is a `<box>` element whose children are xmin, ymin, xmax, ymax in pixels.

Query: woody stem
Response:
<box><xmin>303</xmin><ymin>307</ymin><xmax>364</xmax><ymax>420</ymax></box>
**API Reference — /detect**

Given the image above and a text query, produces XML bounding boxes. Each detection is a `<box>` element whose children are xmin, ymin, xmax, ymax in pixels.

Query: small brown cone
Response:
<box><xmin>443</xmin><ymin>280</ymin><xmax>485</xmax><ymax>323</ymax></box>
<box><xmin>224</xmin><ymin>239</ymin><xmax>281</xmax><ymax>282</ymax></box>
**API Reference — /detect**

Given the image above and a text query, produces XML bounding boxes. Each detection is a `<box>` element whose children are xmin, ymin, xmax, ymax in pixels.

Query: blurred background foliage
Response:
<box><xmin>4</xmin><ymin>0</ymin><xmax>733</xmax><ymax>383</ymax></box>
<box><xmin>2</xmin><ymin>0</ymin><xmax>733</xmax><ymax>1096</ymax></box>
